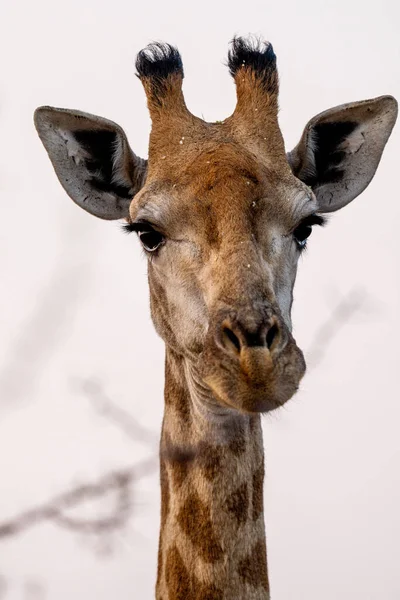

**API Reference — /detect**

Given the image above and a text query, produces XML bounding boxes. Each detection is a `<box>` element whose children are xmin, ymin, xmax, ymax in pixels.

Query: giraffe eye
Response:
<box><xmin>121</xmin><ymin>220</ymin><xmax>165</xmax><ymax>252</ymax></box>
<box><xmin>293</xmin><ymin>223</ymin><xmax>313</xmax><ymax>249</ymax></box>
<box><xmin>293</xmin><ymin>214</ymin><xmax>326</xmax><ymax>250</ymax></box>
<box><xmin>138</xmin><ymin>227</ymin><xmax>165</xmax><ymax>252</ymax></box>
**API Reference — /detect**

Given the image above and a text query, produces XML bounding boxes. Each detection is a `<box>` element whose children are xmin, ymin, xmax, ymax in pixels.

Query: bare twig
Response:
<box><xmin>0</xmin><ymin>374</ymin><xmax>159</xmax><ymax>544</ymax></box>
<box><xmin>0</xmin><ymin>455</ymin><xmax>157</xmax><ymax>541</ymax></box>
<box><xmin>306</xmin><ymin>286</ymin><xmax>367</xmax><ymax>369</ymax></box>
<box><xmin>81</xmin><ymin>379</ymin><xmax>158</xmax><ymax>448</ymax></box>
<box><xmin>0</xmin><ymin>216</ymin><xmax>94</xmax><ymax>411</ymax></box>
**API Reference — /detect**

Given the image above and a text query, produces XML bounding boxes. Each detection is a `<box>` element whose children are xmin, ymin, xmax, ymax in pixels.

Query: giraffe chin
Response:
<box><xmin>201</xmin><ymin>341</ymin><xmax>306</xmax><ymax>414</ymax></box>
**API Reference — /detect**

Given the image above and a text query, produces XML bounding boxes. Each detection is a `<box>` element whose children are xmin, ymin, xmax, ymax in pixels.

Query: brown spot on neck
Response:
<box><xmin>228</xmin><ymin>420</ymin><xmax>247</xmax><ymax>456</ymax></box>
<box><xmin>197</xmin><ymin>441</ymin><xmax>223</xmax><ymax>481</ymax></box>
<box><xmin>178</xmin><ymin>491</ymin><xmax>224</xmax><ymax>563</ymax></box>
<box><xmin>226</xmin><ymin>482</ymin><xmax>249</xmax><ymax>524</ymax></box>
<box><xmin>238</xmin><ymin>538</ymin><xmax>270</xmax><ymax>592</ymax></box>
<box><xmin>165</xmin><ymin>546</ymin><xmax>191</xmax><ymax>599</ymax></box>
<box><xmin>165</xmin><ymin>545</ymin><xmax>224</xmax><ymax>600</ymax></box>
<box><xmin>162</xmin><ymin>432</ymin><xmax>195</xmax><ymax>488</ymax></box>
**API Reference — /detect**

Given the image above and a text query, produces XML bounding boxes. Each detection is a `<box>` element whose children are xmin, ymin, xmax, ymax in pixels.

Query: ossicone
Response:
<box><xmin>227</xmin><ymin>36</ymin><xmax>278</xmax><ymax>96</ymax></box>
<box><xmin>135</xmin><ymin>42</ymin><xmax>188</xmax><ymax>117</ymax></box>
<box><xmin>226</xmin><ymin>36</ymin><xmax>282</xmax><ymax>152</ymax></box>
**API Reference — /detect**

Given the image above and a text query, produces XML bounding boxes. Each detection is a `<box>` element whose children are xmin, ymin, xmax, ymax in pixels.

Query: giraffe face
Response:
<box><xmin>129</xmin><ymin>136</ymin><xmax>310</xmax><ymax>413</ymax></box>
<box><xmin>34</xmin><ymin>38</ymin><xmax>397</xmax><ymax>414</ymax></box>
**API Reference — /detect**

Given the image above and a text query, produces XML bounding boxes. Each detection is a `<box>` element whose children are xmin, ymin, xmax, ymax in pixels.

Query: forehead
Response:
<box><xmin>130</xmin><ymin>137</ymin><xmax>315</xmax><ymax>234</ymax></box>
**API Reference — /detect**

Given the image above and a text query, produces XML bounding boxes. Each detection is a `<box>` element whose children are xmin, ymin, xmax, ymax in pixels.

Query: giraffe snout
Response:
<box><xmin>219</xmin><ymin>312</ymin><xmax>285</xmax><ymax>357</ymax></box>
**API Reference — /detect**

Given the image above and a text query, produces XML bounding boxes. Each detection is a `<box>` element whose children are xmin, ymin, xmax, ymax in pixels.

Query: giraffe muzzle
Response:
<box><xmin>199</xmin><ymin>307</ymin><xmax>306</xmax><ymax>413</ymax></box>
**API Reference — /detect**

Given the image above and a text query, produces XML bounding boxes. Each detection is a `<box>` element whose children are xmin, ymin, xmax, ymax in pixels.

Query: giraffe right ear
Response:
<box><xmin>287</xmin><ymin>96</ymin><xmax>397</xmax><ymax>213</ymax></box>
<box><xmin>34</xmin><ymin>106</ymin><xmax>147</xmax><ymax>220</ymax></box>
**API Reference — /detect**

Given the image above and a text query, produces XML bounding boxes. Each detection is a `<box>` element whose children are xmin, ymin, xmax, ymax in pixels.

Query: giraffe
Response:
<box><xmin>34</xmin><ymin>38</ymin><xmax>397</xmax><ymax>599</ymax></box>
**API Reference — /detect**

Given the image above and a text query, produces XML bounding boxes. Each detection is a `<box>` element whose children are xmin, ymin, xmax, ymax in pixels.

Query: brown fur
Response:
<box><xmin>165</xmin><ymin>545</ymin><xmax>224</xmax><ymax>600</ymax></box>
<box><xmin>238</xmin><ymin>538</ymin><xmax>270</xmax><ymax>592</ymax></box>
<box><xmin>226</xmin><ymin>482</ymin><xmax>249</xmax><ymax>524</ymax></box>
<box><xmin>252</xmin><ymin>459</ymin><xmax>265</xmax><ymax>522</ymax></box>
<box><xmin>178</xmin><ymin>492</ymin><xmax>225</xmax><ymax>563</ymax></box>
<box><xmin>197</xmin><ymin>442</ymin><xmax>223</xmax><ymax>482</ymax></box>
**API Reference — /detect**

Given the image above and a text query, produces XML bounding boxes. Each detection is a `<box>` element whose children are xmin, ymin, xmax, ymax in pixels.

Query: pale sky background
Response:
<box><xmin>0</xmin><ymin>0</ymin><xmax>399</xmax><ymax>598</ymax></box>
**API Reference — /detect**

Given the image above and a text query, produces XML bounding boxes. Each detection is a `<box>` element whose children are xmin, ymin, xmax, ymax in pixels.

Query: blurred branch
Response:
<box><xmin>306</xmin><ymin>286</ymin><xmax>366</xmax><ymax>369</ymax></box>
<box><xmin>0</xmin><ymin>378</ymin><xmax>159</xmax><ymax>544</ymax></box>
<box><xmin>0</xmin><ymin>266</ymin><xmax>91</xmax><ymax>408</ymax></box>
<box><xmin>81</xmin><ymin>379</ymin><xmax>158</xmax><ymax>448</ymax></box>
<box><xmin>0</xmin><ymin>455</ymin><xmax>157</xmax><ymax>541</ymax></box>
<box><xmin>0</xmin><ymin>215</ymin><xmax>94</xmax><ymax>412</ymax></box>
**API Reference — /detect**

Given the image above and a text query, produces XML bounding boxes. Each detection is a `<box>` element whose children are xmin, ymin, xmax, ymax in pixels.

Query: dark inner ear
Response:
<box><xmin>73</xmin><ymin>130</ymin><xmax>133</xmax><ymax>199</ymax></box>
<box><xmin>302</xmin><ymin>121</ymin><xmax>358</xmax><ymax>187</ymax></box>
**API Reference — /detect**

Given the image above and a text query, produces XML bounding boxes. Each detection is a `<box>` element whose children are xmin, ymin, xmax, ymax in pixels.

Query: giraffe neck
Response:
<box><xmin>156</xmin><ymin>349</ymin><xmax>270</xmax><ymax>600</ymax></box>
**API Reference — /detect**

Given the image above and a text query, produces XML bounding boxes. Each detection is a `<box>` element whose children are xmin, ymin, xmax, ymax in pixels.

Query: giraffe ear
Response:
<box><xmin>287</xmin><ymin>95</ymin><xmax>397</xmax><ymax>213</ymax></box>
<box><xmin>34</xmin><ymin>106</ymin><xmax>147</xmax><ymax>220</ymax></box>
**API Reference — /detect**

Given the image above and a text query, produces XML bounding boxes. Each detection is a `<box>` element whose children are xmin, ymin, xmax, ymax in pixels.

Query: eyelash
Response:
<box><xmin>121</xmin><ymin>222</ymin><xmax>142</xmax><ymax>234</ymax></box>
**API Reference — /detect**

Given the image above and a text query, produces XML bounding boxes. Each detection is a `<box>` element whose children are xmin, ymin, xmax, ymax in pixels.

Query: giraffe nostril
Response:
<box><xmin>220</xmin><ymin>315</ymin><xmax>283</xmax><ymax>357</ymax></box>
<box><xmin>222</xmin><ymin>327</ymin><xmax>241</xmax><ymax>353</ymax></box>
<box><xmin>265</xmin><ymin>323</ymin><xmax>279</xmax><ymax>350</ymax></box>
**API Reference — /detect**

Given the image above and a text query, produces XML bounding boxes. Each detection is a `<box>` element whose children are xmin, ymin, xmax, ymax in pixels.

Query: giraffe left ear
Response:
<box><xmin>287</xmin><ymin>95</ymin><xmax>397</xmax><ymax>213</ymax></box>
<box><xmin>34</xmin><ymin>106</ymin><xmax>147</xmax><ymax>220</ymax></box>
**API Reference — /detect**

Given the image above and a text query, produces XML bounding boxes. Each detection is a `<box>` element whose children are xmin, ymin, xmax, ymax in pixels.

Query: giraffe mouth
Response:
<box><xmin>200</xmin><ymin>334</ymin><xmax>306</xmax><ymax>414</ymax></box>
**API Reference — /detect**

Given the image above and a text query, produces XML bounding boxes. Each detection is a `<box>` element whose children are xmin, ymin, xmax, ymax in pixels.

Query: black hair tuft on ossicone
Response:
<box><xmin>228</xmin><ymin>37</ymin><xmax>277</xmax><ymax>93</ymax></box>
<box><xmin>136</xmin><ymin>42</ymin><xmax>184</xmax><ymax>80</ymax></box>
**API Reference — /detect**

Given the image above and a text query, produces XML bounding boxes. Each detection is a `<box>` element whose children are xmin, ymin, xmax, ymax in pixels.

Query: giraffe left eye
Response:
<box><xmin>293</xmin><ymin>223</ymin><xmax>312</xmax><ymax>248</ymax></box>
<box><xmin>292</xmin><ymin>213</ymin><xmax>326</xmax><ymax>250</ymax></box>
<box><xmin>138</xmin><ymin>228</ymin><xmax>165</xmax><ymax>252</ymax></box>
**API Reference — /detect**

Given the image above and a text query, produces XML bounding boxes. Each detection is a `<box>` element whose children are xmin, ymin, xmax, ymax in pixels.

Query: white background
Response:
<box><xmin>0</xmin><ymin>0</ymin><xmax>399</xmax><ymax>598</ymax></box>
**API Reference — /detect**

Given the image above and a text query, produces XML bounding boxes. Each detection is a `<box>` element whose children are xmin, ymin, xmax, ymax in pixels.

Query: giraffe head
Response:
<box><xmin>34</xmin><ymin>38</ymin><xmax>397</xmax><ymax>414</ymax></box>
